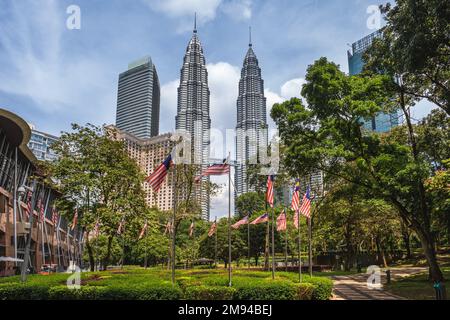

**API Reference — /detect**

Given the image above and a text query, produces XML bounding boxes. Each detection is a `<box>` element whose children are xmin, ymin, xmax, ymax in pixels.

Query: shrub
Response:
<box><xmin>0</xmin><ymin>283</ymin><xmax>50</xmax><ymax>300</ymax></box>
<box><xmin>295</xmin><ymin>283</ymin><xmax>315</xmax><ymax>300</ymax></box>
<box><xmin>233</xmin><ymin>280</ymin><xmax>298</xmax><ymax>300</ymax></box>
<box><xmin>306</xmin><ymin>277</ymin><xmax>333</xmax><ymax>300</ymax></box>
<box><xmin>184</xmin><ymin>285</ymin><xmax>236</xmax><ymax>300</ymax></box>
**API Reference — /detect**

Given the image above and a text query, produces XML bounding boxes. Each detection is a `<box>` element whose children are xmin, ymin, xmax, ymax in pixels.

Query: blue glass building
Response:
<box><xmin>347</xmin><ymin>30</ymin><xmax>399</xmax><ymax>133</ymax></box>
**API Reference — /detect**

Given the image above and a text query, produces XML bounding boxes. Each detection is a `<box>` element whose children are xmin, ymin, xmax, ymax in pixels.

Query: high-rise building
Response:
<box><xmin>347</xmin><ymin>30</ymin><xmax>399</xmax><ymax>132</ymax></box>
<box><xmin>27</xmin><ymin>125</ymin><xmax>58</xmax><ymax>161</ymax></box>
<box><xmin>235</xmin><ymin>29</ymin><xmax>268</xmax><ymax>199</ymax></box>
<box><xmin>175</xmin><ymin>21</ymin><xmax>211</xmax><ymax>220</ymax></box>
<box><xmin>116</xmin><ymin>56</ymin><xmax>160</xmax><ymax>139</ymax></box>
<box><xmin>108</xmin><ymin>125</ymin><xmax>176</xmax><ymax>211</ymax></box>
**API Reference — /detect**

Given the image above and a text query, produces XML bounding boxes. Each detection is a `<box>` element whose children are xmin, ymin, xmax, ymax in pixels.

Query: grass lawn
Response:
<box><xmin>385</xmin><ymin>267</ymin><xmax>450</xmax><ymax>300</ymax></box>
<box><xmin>0</xmin><ymin>267</ymin><xmax>333</xmax><ymax>300</ymax></box>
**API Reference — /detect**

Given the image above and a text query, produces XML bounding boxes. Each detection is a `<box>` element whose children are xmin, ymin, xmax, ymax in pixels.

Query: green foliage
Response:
<box><xmin>184</xmin><ymin>285</ymin><xmax>236</xmax><ymax>300</ymax></box>
<box><xmin>305</xmin><ymin>277</ymin><xmax>334</xmax><ymax>300</ymax></box>
<box><xmin>0</xmin><ymin>268</ymin><xmax>331</xmax><ymax>300</ymax></box>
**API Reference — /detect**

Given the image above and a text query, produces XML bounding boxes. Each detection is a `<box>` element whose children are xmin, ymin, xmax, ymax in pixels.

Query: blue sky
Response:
<box><xmin>0</xmin><ymin>0</ymin><xmax>435</xmax><ymax>218</ymax></box>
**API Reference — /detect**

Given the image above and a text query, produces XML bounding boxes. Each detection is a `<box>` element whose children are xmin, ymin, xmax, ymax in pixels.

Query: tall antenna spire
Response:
<box><xmin>194</xmin><ymin>12</ymin><xmax>197</xmax><ymax>33</ymax></box>
<box><xmin>249</xmin><ymin>26</ymin><xmax>252</xmax><ymax>47</ymax></box>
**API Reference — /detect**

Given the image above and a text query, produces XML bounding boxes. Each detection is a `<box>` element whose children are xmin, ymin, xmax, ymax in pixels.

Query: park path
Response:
<box><xmin>331</xmin><ymin>267</ymin><xmax>427</xmax><ymax>300</ymax></box>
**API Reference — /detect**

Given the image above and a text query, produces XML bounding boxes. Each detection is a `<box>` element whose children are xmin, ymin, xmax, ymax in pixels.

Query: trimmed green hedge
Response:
<box><xmin>0</xmin><ymin>269</ymin><xmax>333</xmax><ymax>300</ymax></box>
<box><xmin>305</xmin><ymin>277</ymin><xmax>333</xmax><ymax>300</ymax></box>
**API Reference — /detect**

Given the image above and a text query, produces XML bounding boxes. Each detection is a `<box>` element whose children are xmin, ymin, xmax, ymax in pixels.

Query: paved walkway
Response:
<box><xmin>331</xmin><ymin>267</ymin><xmax>427</xmax><ymax>300</ymax></box>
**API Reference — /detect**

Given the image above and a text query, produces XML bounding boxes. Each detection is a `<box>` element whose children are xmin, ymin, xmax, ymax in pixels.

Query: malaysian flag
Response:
<box><xmin>300</xmin><ymin>186</ymin><xmax>312</xmax><ymax>219</ymax></box>
<box><xmin>292</xmin><ymin>180</ymin><xmax>301</xmax><ymax>228</ymax></box>
<box><xmin>25</xmin><ymin>192</ymin><xmax>32</xmax><ymax>217</ymax></box>
<box><xmin>38</xmin><ymin>198</ymin><xmax>45</xmax><ymax>222</ymax></box>
<box><xmin>164</xmin><ymin>220</ymin><xmax>172</xmax><ymax>235</ymax></box>
<box><xmin>276</xmin><ymin>210</ymin><xmax>287</xmax><ymax>231</ymax></box>
<box><xmin>250</xmin><ymin>213</ymin><xmax>269</xmax><ymax>225</ymax></box>
<box><xmin>51</xmin><ymin>206</ymin><xmax>59</xmax><ymax>229</ymax></box>
<box><xmin>208</xmin><ymin>221</ymin><xmax>217</xmax><ymax>237</ymax></box>
<box><xmin>189</xmin><ymin>222</ymin><xmax>195</xmax><ymax>237</ymax></box>
<box><xmin>266</xmin><ymin>175</ymin><xmax>274</xmax><ymax>208</ymax></box>
<box><xmin>231</xmin><ymin>215</ymin><xmax>249</xmax><ymax>229</ymax></box>
<box><xmin>138</xmin><ymin>221</ymin><xmax>148</xmax><ymax>240</ymax></box>
<box><xmin>195</xmin><ymin>159</ymin><xmax>230</xmax><ymax>182</ymax></box>
<box><xmin>145</xmin><ymin>150</ymin><xmax>175</xmax><ymax>192</ymax></box>
<box><xmin>93</xmin><ymin>220</ymin><xmax>100</xmax><ymax>238</ymax></box>
<box><xmin>117</xmin><ymin>218</ymin><xmax>125</xmax><ymax>235</ymax></box>
<box><xmin>71</xmin><ymin>208</ymin><xmax>78</xmax><ymax>230</ymax></box>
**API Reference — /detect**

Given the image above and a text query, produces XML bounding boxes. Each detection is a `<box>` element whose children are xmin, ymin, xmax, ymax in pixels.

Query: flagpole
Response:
<box><xmin>227</xmin><ymin>164</ymin><xmax>232</xmax><ymax>287</ymax></box>
<box><xmin>284</xmin><ymin>208</ymin><xmax>288</xmax><ymax>272</ymax></box>
<box><xmin>271</xmin><ymin>205</ymin><xmax>275</xmax><ymax>280</ymax></box>
<box><xmin>214</xmin><ymin>217</ymin><xmax>217</xmax><ymax>268</ymax></box>
<box><xmin>308</xmin><ymin>216</ymin><xmax>312</xmax><ymax>277</ymax></box>
<box><xmin>298</xmin><ymin>210</ymin><xmax>302</xmax><ymax>283</ymax></box>
<box><xmin>247</xmin><ymin>213</ymin><xmax>250</xmax><ymax>270</ymax></box>
<box><xmin>171</xmin><ymin>164</ymin><xmax>177</xmax><ymax>286</ymax></box>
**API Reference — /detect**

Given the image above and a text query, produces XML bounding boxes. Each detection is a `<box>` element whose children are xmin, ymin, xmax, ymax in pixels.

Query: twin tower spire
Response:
<box><xmin>192</xmin><ymin>13</ymin><xmax>252</xmax><ymax>47</ymax></box>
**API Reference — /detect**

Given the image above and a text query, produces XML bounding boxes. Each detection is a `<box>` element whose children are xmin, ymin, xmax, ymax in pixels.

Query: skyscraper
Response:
<box><xmin>116</xmin><ymin>56</ymin><xmax>160</xmax><ymax>139</ymax></box>
<box><xmin>175</xmin><ymin>19</ymin><xmax>211</xmax><ymax>220</ymax></box>
<box><xmin>235</xmin><ymin>28</ymin><xmax>268</xmax><ymax>199</ymax></box>
<box><xmin>27</xmin><ymin>125</ymin><xmax>59</xmax><ymax>161</ymax></box>
<box><xmin>347</xmin><ymin>30</ymin><xmax>399</xmax><ymax>132</ymax></box>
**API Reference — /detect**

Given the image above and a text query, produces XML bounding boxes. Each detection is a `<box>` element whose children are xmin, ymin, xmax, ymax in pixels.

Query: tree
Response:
<box><xmin>364</xmin><ymin>0</ymin><xmax>450</xmax><ymax>114</ymax></box>
<box><xmin>49</xmin><ymin>124</ymin><xmax>148</xmax><ymax>270</ymax></box>
<box><xmin>271</xmin><ymin>57</ymin><xmax>447</xmax><ymax>288</ymax></box>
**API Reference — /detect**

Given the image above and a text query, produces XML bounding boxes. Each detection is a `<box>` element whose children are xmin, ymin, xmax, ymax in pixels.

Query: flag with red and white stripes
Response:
<box><xmin>38</xmin><ymin>198</ymin><xmax>45</xmax><ymax>222</ymax></box>
<box><xmin>138</xmin><ymin>221</ymin><xmax>148</xmax><ymax>240</ymax></box>
<box><xmin>145</xmin><ymin>152</ymin><xmax>174</xmax><ymax>192</ymax></box>
<box><xmin>300</xmin><ymin>186</ymin><xmax>311</xmax><ymax>219</ymax></box>
<box><xmin>189</xmin><ymin>222</ymin><xmax>195</xmax><ymax>237</ymax></box>
<box><xmin>51</xmin><ymin>206</ymin><xmax>59</xmax><ymax>228</ymax></box>
<box><xmin>231</xmin><ymin>215</ymin><xmax>249</xmax><ymax>229</ymax></box>
<box><xmin>250</xmin><ymin>213</ymin><xmax>269</xmax><ymax>225</ymax></box>
<box><xmin>291</xmin><ymin>180</ymin><xmax>300</xmax><ymax>212</ymax></box>
<box><xmin>71</xmin><ymin>208</ymin><xmax>78</xmax><ymax>230</ymax></box>
<box><xmin>25</xmin><ymin>192</ymin><xmax>32</xmax><ymax>218</ymax></box>
<box><xmin>266</xmin><ymin>175</ymin><xmax>274</xmax><ymax>208</ymax></box>
<box><xmin>276</xmin><ymin>210</ymin><xmax>287</xmax><ymax>231</ymax></box>
<box><xmin>117</xmin><ymin>218</ymin><xmax>125</xmax><ymax>235</ymax></box>
<box><xmin>195</xmin><ymin>160</ymin><xmax>230</xmax><ymax>183</ymax></box>
<box><xmin>164</xmin><ymin>220</ymin><xmax>172</xmax><ymax>235</ymax></box>
<box><xmin>208</xmin><ymin>221</ymin><xmax>217</xmax><ymax>237</ymax></box>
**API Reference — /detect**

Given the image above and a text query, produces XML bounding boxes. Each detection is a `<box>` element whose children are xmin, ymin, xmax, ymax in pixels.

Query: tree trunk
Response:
<box><xmin>85</xmin><ymin>238</ymin><xmax>95</xmax><ymax>272</ymax></box>
<box><xmin>402</xmin><ymin>230</ymin><xmax>412</xmax><ymax>259</ymax></box>
<box><xmin>102</xmin><ymin>236</ymin><xmax>114</xmax><ymax>271</ymax></box>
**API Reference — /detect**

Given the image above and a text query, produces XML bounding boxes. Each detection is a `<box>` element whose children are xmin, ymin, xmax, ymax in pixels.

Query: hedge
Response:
<box><xmin>0</xmin><ymin>271</ymin><xmax>332</xmax><ymax>300</ymax></box>
<box><xmin>305</xmin><ymin>277</ymin><xmax>333</xmax><ymax>300</ymax></box>
<box><xmin>184</xmin><ymin>285</ymin><xmax>236</xmax><ymax>300</ymax></box>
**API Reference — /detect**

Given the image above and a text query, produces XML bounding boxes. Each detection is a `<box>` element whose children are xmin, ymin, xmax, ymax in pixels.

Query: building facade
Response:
<box><xmin>0</xmin><ymin>109</ymin><xmax>77</xmax><ymax>277</ymax></box>
<box><xmin>108</xmin><ymin>125</ymin><xmax>176</xmax><ymax>212</ymax></box>
<box><xmin>116</xmin><ymin>56</ymin><xmax>161</xmax><ymax>139</ymax></box>
<box><xmin>347</xmin><ymin>30</ymin><xmax>399</xmax><ymax>133</ymax></box>
<box><xmin>235</xmin><ymin>35</ymin><xmax>268</xmax><ymax>199</ymax></box>
<box><xmin>175</xmin><ymin>25</ymin><xmax>211</xmax><ymax>220</ymax></box>
<box><xmin>27</xmin><ymin>127</ymin><xmax>58</xmax><ymax>161</ymax></box>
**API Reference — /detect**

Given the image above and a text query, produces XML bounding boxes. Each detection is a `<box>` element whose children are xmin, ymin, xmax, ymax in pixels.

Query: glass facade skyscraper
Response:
<box><xmin>27</xmin><ymin>126</ymin><xmax>58</xmax><ymax>161</ymax></box>
<box><xmin>116</xmin><ymin>56</ymin><xmax>160</xmax><ymax>139</ymax></box>
<box><xmin>175</xmin><ymin>24</ymin><xmax>211</xmax><ymax>220</ymax></box>
<box><xmin>235</xmin><ymin>34</ymin><xmax>268</xmax><ymax>199</ymax></box>
<box><xmin>347</xmin><ymin>30</ymin><xmax>399</xmax><ymax>133</ymax></box>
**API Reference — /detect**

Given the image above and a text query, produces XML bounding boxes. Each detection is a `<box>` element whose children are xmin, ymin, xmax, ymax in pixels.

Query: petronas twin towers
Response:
<box><xmin>176</xmin><ymin>21</ymin><xmax>268</xmax><ymax>220</ymax></box>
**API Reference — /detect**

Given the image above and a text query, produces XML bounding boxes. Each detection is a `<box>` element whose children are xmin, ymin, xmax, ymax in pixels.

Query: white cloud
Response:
<box><xmin>280</xmin><ymin>78</ymin><xmax>305</xmax><ymax>99</ymax></box>
<box><xmin>221</xmin><ymin>0</ymin><xmax>252</xmax><ymax>21</ymax></box>
<box><xmin>159</xmin><ymin>80</ymin><xmax>179</xmax><ymax>133</ymax></box>
<box><xmin>143</xmin><ymin>0</ymin><xmax>251</xmax><ymax>32</ymax></box>
<box><xmin>0</xmin><ymin>0</ymin><xmax>115</xmax><ymax>124</ymax></box>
